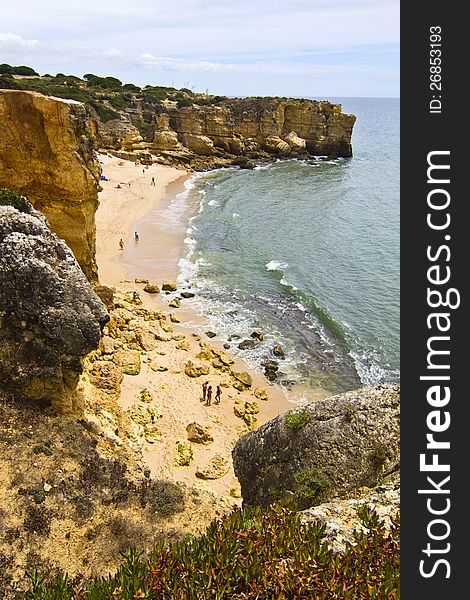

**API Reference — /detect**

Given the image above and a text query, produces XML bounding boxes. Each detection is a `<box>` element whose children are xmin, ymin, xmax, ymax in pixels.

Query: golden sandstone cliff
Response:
<box><xmin>0</xmin><ymin>90</ymin><xmax>101</xmax><ymax>281</ymax></box>
<box><xmin>96</xmin><ymin>97</ymin><xmax>356</xmax><ymax>168</ymax></box>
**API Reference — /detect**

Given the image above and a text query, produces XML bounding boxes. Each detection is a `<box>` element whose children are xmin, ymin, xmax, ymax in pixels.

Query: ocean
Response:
<box><xmin>173</xmin><ymin>97</ymin><xmax>399</xmax><ymax>396</ymax></box>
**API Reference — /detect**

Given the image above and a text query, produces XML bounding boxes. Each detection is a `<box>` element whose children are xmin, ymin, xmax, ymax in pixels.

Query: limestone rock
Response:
<box><xmin>143</xmin><ymin>283</ymin><xmax>160</xmax><ymax>293</ymax></box>
<box><xmin>161</xmin><ymin>281</ymin><xmax>177</xmax><ymax>291</ymax></box>
<box><xmin>0</xmin><ymin>90</ymin><xmax>101</xmax><ymax>281</ymax></box>
<box><xmin>175</xmin><ymin>440</ymin><xmax>194</xmax><ymax>466</ymax></box>
<box><xmin>219</xmin><ymin>353</ymin><xmax>234</xmax><ymax>366</ymax></box>
<box><xmin>184</xmin><ymin>360</ymin><xmax>210</xmax><ymax>378</ymax></box>
<box><xmin>168</xmin><ymin>297</ymin><xmax>180</xmax><ymax>308</ymax></box>
<box><xmin>114</xmin><ymin>350</ymin><xmax>141</xmax><ymax>375</ymax></box>
<box><xmin>284</xmin><ymin>131</ymin><xmax>306</xmax><ymax>150</ymax></box>
<box><xmin>95</xmin><ymin>97</ymin><xmax>355</xmax><ymax>164</ymax></box>
<box><xmin>234</xmin><ymin>401</ymin><xmax>259</xmax><ymax>426</ymax></box>
<box><xmin>238</xmin><ymin>339</ymin><xmax>256</xmax><ymax>350</ymax></box>
<box><xmin>138</xmin><ymin>388</ymin><xmax>153</xmax><ymax>403</ymax></box>
<box><xmin>153</xmin><ymin>129</ymin><xmax>181</xmax><ymax>152</ymax></box>
<box><xmin>232</xmin><ymin>385</ymin><xmax>400</xmax><ymax>509</ymax></box>
<box><xmin>179</xmin><ymin>133</ymin><xmax>215</xmax><ymax>155</ymax></box>
<box><xmin>0</xmin><ymin>200</ymin><xmax>109</xmax><ymax>411</ymax></box>
<box><xmin>263</xmin><ymin>136</ymin><xmax>291</xmax><ymax>155</ymax></box>
<box><xmin>169</xmin><ymin>313</ymin><xmax>181</xmax><ymax>323</ymax></box>
<box><xmin>253</xmin><ymin>388</ymin><xmax>268</xmax><ymax>401</ymax></box>
<box><xmin>300</xmin><ymin>474</ymin><xmax>400</xmax><ymax>553</ymax></box>
<box><xmin>127</xmin><ymin>402</ymin><xmax>162</xmax><ymax>427</ymax></box>
<box><xmin>99</xmin><ymin>335</ymin><xmax>116</xmax><ymax>355</ymax></box>
<box><xmin>196</xmin><ymin>454</ymin><xmax>230</xmax><ymax>480</ymax></box>
<box><xmin>88</xmin><ymin>360</ymin><xmax>123</xmax><ymax>393</ymax></box>
<box><xmin>186</xmin><ymin>422</ymin><xmax>214</xmax><ymax>445</ymax></box>
<box><xmin>232</xmin><ymin>371</ymin><xmax>252</xmax><ymax>390</ymax></box>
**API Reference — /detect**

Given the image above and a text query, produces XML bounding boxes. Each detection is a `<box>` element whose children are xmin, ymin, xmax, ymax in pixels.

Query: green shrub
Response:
<box><xmin>0</xmin><ymin>63</ymin><xmax>39</xmax><ymax>76</ymax></box>
<box><xmin>88</xmin><ymin>101</ymin><xmax>119</xmax><ymax>122</ymax></box>
<box><xmin>108</xmin><ymin>94</ymin><xmax>127</xmax><ymax>110</ymax></box>
<box><xmin>176</xmin><ymin>97</ymin><xmax>193</xmax><ymax>108</ymax></box>
<box><xmin>0</xmin><ymin>189</ymin><xmax>31</xmax><ymax>213</ymax></box>
<box><xmin>20</xmin><ymin>505</ymin><xmax>400</xmax><ymax>599</ymax></box>
<box><xmin>293</xmin><ymin>465</ymin><xmax>331</xmax><ymax>508</ymax></box>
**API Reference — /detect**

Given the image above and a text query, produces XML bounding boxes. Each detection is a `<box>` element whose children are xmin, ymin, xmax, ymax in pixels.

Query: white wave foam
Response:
<box><xmin>266</xmin><ymin>260</ymin><xmax>289</xmax><ymax>271</ymax></box>
<box><xmin>232</xmin><ymin>213</ymin><xmax>240</xmax><ymax>218</ymax></box>
<box><xmin>279</xmin><ymin>276</ymin><xmax>299</xmax><ymax>292</ymax></box>
<box><xmin>178</xmin><ymin>257</ymin><xmax>199</xmax><ymax>280</ymax></box>
<box><xmin>207</xmin><ymin>199</ymin><xmax>219</xmax><ymax>207</ymax></box>
<box><xmin>349</xmin><ymin>349</ymin><xmax>399</xmax><ymax>387</ymax></box>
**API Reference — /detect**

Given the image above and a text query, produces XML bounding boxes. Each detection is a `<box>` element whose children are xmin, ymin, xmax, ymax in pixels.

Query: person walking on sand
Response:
<box><xmin>119</xmin><ymin>238</ymin><xmax>124</xmax><ymax>251</ymax></box>
<box><xmin>134</xmin><ymin>231</ymin><xmax>139</xmax><ymax>241</ymax></box>
<box><xmin>214</xmin><ymin>385</ymin><xmax>221</xmax><ymax>404</ymax></box>
<box><xmin>151</xmin><ymin>176</ymin><xmax>155</xmax><ymax>186</ymax></box>
<box><xmin>206</xmin><ymin>385</ymin><xmax>212</xmax><ymax>406</ymax></box>
<box><xmin>202</xmin><ymin>381</ymin><xmax>208</xmax><ymax>403</ymax></box>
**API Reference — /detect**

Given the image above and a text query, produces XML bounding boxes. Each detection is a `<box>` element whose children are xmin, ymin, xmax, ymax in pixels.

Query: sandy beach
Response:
<box><xmin>94</xmin><ymin>153</ymin><xmax>298</xmax><ymax>502</ymax></box>
<box><xmin>95</xmin><ymin>153</ymin><xmax>188</xmax><ymax>286</ymax></box>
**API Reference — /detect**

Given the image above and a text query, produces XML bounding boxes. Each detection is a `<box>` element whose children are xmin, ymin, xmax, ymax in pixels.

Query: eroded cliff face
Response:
<box><xmin>96</xmin><ymin>97</ymin><xmax>356</xmax><ymax>168</ymax></box>
<box><xmin>0</xmin><ymin>90</ymin><xmax>101</xmax><ymax>281</ymax></box>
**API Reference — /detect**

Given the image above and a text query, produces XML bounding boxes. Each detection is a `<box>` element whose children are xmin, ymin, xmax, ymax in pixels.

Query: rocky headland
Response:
<box><xmin>1</xmin><ymin>73</ymin><xmax>356</xmax><ymax>173</ymax></box>
<box><xmin>96</xmin><ymin>96</ymin><xmax>356</xmax><ymax>170</ymax></box>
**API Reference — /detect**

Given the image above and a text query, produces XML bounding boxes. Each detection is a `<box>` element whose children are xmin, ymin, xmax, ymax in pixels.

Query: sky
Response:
<box><xmin>0</xmin><ymin>0</ymin><xmax>399</xmax><ymax>98</ymax></box>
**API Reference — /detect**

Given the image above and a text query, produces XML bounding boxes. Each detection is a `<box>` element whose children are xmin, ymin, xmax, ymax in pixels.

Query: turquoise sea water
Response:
<box><xmin>175</xmin><ymin>98</ymin><xmax>399</xmax><ymax>394</ymax></box>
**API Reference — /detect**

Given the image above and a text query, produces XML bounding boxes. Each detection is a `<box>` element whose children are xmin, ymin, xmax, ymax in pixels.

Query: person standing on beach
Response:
<box><xmin>119</xmin><ymin>239</ymin><xmax>124</xmax><ymax>251</ymax></box>
<box><xmin>214</xmin><ymin>385</ymin><xmax>221</xmax><ymax>404</ymax></box>
<box><xmin>202</xmin><ymin>381</ymin><xmax>208</xmax><ymax>403</ymax></box>
<box><xmin>151</xmin><ymin>176</ymin><xmax>155</xmax><ymax>186</ymax></box>
<box><xmin>206</xmin><ymin>385</ymin><xmax>212</xmax><ymax>406</ymax></box>
<box><xmin>134</xmin><ymin>231</ymin><xmax>139</xmax><ymax>241</ymax></box>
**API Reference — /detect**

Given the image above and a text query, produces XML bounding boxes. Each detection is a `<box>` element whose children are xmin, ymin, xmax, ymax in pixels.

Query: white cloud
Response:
<box><xmin>102</xmin><ymin>48</ymin><xmax>122</xmax><ymax>58</ymax></box>
<box><xmin>0</xmin><ymin>1</ymin><xmax>399</xmax><ymax>96</ymax></box>
<box><xmin>0</xmin><ymin>33</ymin><xmax>39</xmax><ymax>49</ymax></box>
<box><xmin>138</xmin><ymin>53</ymin><xmax>364</xmax><ymax>77</ymax></box>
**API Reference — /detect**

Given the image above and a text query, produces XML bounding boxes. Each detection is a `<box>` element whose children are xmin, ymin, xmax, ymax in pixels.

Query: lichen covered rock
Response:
<box><xmin>232</xmin><ymin>385</ymin><xmax>400</xmax><ymax>509</ymax></box>
<box><xmin>0</xmin><ymin>199</ymin><xmax>109</xmax><ymax>411</ymax></box>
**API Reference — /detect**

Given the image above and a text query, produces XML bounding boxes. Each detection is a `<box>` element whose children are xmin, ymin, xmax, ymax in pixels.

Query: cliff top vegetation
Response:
<box><xmin>0</xmin><ymin>63</ymin><xmax>333</xmax><ymax>125</ymax></box>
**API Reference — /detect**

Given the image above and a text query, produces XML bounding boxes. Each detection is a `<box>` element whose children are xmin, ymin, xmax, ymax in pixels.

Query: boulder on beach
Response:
<box><xmin>184</xmin><ymin>360</ymin><xmax>210</xmax><ymax>378</ymax></box>
<box><xmin>143</xmin><ymin>283</ymin><xmax>160</xmax><ymax>293</ymax></box>
<box><xmin>232</xmin><ymin>371</ymin><xmax>253</xmax><ymax>390</ymax></box>
<box><xmin>161</xmin><ymin>281</ymin><xmax>177</xmax><ymax>291</ymax></box>
<box><xmin>232</xmin><ymin>385</ymin><xmax>400</xmax><ymax>509</ymax></box>
<box><xmin>186</xmin><ymin>422</ymin><xmax>214</xmax><ymax>445</ymax></box>
<box><xmin>168</xmin><ymin>297</ymin><xmax>180</xmax><ymax>308</ymax></box>
<box><xmin>238</xmin><ymin>339</ymin><xmax>256</xmax><ymax>350</ymax></box>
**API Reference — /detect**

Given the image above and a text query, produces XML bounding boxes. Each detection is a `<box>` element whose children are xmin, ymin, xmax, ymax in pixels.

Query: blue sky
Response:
<box><xmin>1</xmin><ymin>0</ymin><xmax>399</xmax><ymax>98</ymax></box>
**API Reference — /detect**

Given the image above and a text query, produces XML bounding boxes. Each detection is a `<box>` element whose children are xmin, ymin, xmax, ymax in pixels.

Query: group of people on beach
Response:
<box><xmin>202</xmin><ymin>382</ymin><xmax>221</xmax><ymax>406</ymax></box>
